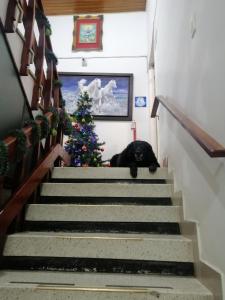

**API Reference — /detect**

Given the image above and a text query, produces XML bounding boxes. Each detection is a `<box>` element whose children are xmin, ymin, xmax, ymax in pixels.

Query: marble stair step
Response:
<box><xmin>41</xmin><ymin>182</ymin><xmax>173</xmax><ymax>199</ymax></box>
<box><xmin>25</xmin><ymin>204</ymin><xmax>181</xmax><ymax>222</ymax></box>
<box><xmin>3</xmin><ymin>232</ymin><xmax>193</xmax><ymax>262</ymax></box>
<box><xmin>52</xmin><ymin>167</ymin><xmax>169</xmax><ymax>181</ymax></box>
<box><xmin>0</xmin><ymin>271</ymin><xmax>212</xmax><ymax>300</ymax></box>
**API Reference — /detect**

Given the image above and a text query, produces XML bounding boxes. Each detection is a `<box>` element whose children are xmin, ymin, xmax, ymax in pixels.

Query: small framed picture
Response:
<box><xmin>135</xmin><ymin>96</ymin><xmax>147</xmax><ymax>107</ymax></box>
<box><xmin>72</xmin><ymin>15</ymin><xmax>103</xmax><ymax>51</ymax></box>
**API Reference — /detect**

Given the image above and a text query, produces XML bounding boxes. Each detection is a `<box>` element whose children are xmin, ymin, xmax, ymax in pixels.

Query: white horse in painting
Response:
<box><xmin>78</xmin><ymin>78</ymin><xmax>101</xmax><ymax>101</ymax></box>
<box><xmin>100</xmin><ymin>80</ymin><xmax>117</xmax><ymax>106</ymax></box>
<box><xmin>78</xmin><ymin>78</ymin><xmax>101</xmax><ymax>105</ymax></box>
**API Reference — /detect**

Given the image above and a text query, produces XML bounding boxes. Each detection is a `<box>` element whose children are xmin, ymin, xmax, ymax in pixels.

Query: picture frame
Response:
<box><xmin>72</xmin><ymin>15</ymin><xmax>103</xmax><ymax>51</ymax></box>
<box><xmin>59</xmin><ymin>72</ymin><xmax>133</xmax><ymax>121</ymax></box>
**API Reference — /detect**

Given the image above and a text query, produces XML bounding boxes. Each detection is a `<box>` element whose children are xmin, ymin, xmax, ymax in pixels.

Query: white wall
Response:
<box><xmin>49</xmin><ymin>13</ymin><xmax>151</xmax><ymax>160</ymax></box>
<box><xmin>0</xmin><ymin>0</ymin><xmax>8</xmax><ymax>24</ymax></box>
<box><xmin>147</xmin><ymin>0</ymin><xmax>225</xmax><ymax>292</ymax></box>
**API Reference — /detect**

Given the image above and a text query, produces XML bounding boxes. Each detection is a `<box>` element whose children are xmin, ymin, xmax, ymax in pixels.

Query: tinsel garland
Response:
<box><xmin>59</xmin><ymin>97</ymin><xmax>65</xmax><ymax>108</ymax></box>
<box><xmin>35</xmin><ymin>8</ymin><xmax>52</xmax><ymax>36</ymax></box>
<box><xmin>53</xmin><ymin>79</ymin><xmax>63</xmax><ymax>88</ymax></box>
<box><xmin>45</xmin><ymin>48</ymin><xmax>58</xmax><ymax>65</ymax></box>
<box><xmin>60</xmin><ymin>110</ymin><xmax>73</xmax><ymax>136</ymax></box>
<box><xmin>25</xmin><ymin>120</ymin><xmax>41</xmax><ymax>144</ymax></box>
<box><xmin>35</xmin><ymin>115</ymin><xmax>50</xmax><ymax>139</ymax></box>
<box><xmin>47</xmin><ymin>107</ymin><xmax>59</xmax><ymax>136</ymax></box>
<box><xmin>0</xmin><ymin>140</ymin><xmax>9</xmax><ymax>176</ymax></box>
<box><xmin>9</xmin><ymin>129</ymin><xmax>27</xmax><ymax>162</ymax></box>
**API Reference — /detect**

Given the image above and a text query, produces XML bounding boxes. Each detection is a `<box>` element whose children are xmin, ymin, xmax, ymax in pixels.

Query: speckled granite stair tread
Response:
<box><xmin>0</xmin><ymin>271</ymin><xmax>212</xmax><ymax>299</ymax></box>
<box><xmin>52</xmin><ymin>167</ymin><xmax>169</xmax><ymax>180</ymax></box>
<box><xmin>0</xmin><ymin>271</ymin><xmax>211</xmax><ymax>293</ymax></box>
<box><xmin>25</xmin><ymin>204</ymin><xmax>181</xmax><ymax>222</ymax></box>
<box><xmin>3</xmin><ymin>232</ymin><xmax>193</xmax><ymax>262</ymax></box>
<box><xmin>41</xmin><ymin>183</ymin><xmax>173</xmax><ymax>198</ymax></box>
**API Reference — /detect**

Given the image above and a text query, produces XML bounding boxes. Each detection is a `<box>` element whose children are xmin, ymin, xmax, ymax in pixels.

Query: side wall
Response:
<box><xmin>147</xmin><ymin>0</ymin><xmax>225</xmax><ymax>292</ymax></box>
<box><xmin>49</xmin><ymin>13</ymin><xmax>151</xmax><ymax>160</ymax></box>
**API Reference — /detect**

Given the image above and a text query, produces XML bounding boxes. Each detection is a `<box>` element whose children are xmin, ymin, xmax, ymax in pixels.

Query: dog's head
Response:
<box><xmin>127</xmin><ymin>141</ymin><xmax>152</xmax><ymax>163</ymax></box>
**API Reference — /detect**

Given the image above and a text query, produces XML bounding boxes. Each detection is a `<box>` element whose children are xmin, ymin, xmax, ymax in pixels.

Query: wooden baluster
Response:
<box><xmin>43</xmin><ymin>60</ymin><xmax>53</xmax><ymax>110</ymax></box>
<box><xmin>32</xmin><ymin>25</ymin><xmax>45</xmax><ymax>109</ymax></box>
<box><xmin>5</xmin><ymin>0</ymin><xmax>18</xmax><ymax>32</ymax></box>
<box><xmin>53</xmin><ymin>86</ymin><xmax>60</xmax><ymax>108</ymax></box>
<box><xmin>0</xmin><ymin>176</ymin><xmax>4</xmax><ymax>208</ymax></box>
<box><xmin>20</xmin><ymin>0</ymin><xmax>35</xmax><ymax>75</ymax></box>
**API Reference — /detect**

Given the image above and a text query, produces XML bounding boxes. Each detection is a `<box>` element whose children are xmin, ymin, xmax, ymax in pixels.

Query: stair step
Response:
<box><xmin>3</xmin><ymin>232</ymin><xmax>193</xmax><ymax>262</ymax></box>
<box><xmin>41</xmin><ymin>183</ymin><xmax>173</xmax><ymax>198</ymax></box>
<box><xmin>52</xmin><ymin>167</ymin><xmax>168</xmax><ymax>181</ymax></box>
<box><xmin>25</xmin><ymin>204</ymin><xmax>181</xmax><ymax>222</ymax></box>
<box><xmin>0</xmin><ymin>271</ymin><xmax>212</xmax><ymax>300</ymax></box>
<box><xmin>24</xmin><ymin>204</ymin><xmax>180</xmax><ymax>234</ymax></box>
<box><xmin>23</xmin><ymin>221</ymin><xmax>180</xmax><ymax>234</ymax></box>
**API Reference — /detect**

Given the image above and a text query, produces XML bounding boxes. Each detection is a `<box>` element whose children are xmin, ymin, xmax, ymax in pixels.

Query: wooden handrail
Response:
<box><xmin>151</xmin><ymin>96</ymin><xmax>225</xmax><ymax>157</ymax></box>
<box><xmin>0</xmin><ymin>144</ymin><xmax>70</xmax><ymax>237</ymax></box>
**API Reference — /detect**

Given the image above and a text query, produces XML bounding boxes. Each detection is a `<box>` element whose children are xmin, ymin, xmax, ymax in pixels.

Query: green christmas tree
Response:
<box><xmin>65</xmin><ymin>91</ymin><xmax>105</xmax><ymax>167</ymax></box>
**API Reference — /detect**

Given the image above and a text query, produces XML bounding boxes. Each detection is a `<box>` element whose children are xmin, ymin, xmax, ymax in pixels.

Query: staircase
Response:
<box><xmin>0</xmin><ymin>167</ymin><xmax>213</xmax><ymax>299</ymax></box>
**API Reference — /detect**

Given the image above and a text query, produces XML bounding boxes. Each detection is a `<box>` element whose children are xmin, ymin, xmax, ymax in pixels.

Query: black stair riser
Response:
<box><xmin>39</xmin><ymin>196</ymin><xmax>172</xmax><ymax>206</ymax></box>
<box><xmin>23</xmin><ymin>221</ymin><xmax>180</xmax><ymax>234</ymax></box>
<box><xmin>51</xmin><ymin>179</ymin><xmax>167</xmax><ymax>184</ymax></box>
<box><xmin>0</xmin><ymin>257</ymin><xmax>194</xmax><ymax>276</ymax></box>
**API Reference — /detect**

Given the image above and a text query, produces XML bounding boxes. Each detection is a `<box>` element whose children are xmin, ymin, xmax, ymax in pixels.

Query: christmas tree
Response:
<box><xmin>65</xmin><ymin>91</ymin><xmax>105</xmax><ymax>167</ymax></box>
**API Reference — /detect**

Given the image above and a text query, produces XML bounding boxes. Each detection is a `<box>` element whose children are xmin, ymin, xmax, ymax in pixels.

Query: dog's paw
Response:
<box><xmin>149</xmin><ymin>164</ymin><xmax>157</xmax><ymax>173</ymax></box>
<box><xmin>130</xmin><ymin>166</ymin><xmax>138</xmax><ymax>178</ymax></box>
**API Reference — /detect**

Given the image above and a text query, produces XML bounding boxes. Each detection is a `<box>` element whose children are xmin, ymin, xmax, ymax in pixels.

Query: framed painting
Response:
<box><xmin>59</xmin><ymin>72</ymin><xmax>133</xmax><ymax>121</ymax></box>
<box><xmin>72</xmin><ymin>15</ymin><xmax>103</xmax><ymax>51</ymax></box>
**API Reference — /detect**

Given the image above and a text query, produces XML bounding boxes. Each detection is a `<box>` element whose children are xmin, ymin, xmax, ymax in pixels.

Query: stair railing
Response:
<box><xmin>0</xmin><ymin>114</ymin><xmax>70</xmax><ymax>253</ymax></box>
<box><xmin>151</xmin><ymin>96</ymin><xmax>225</xmax><ymax>157</ymax></box>
<box><xmin>0</xmin><ymin>0</ymin><xmax>71</xmax><ymax>253</ymax></box>
<box><xmin>4</xmin><ymin>0</ymin><xmax>62</xmax><ymax>110</ymax></box>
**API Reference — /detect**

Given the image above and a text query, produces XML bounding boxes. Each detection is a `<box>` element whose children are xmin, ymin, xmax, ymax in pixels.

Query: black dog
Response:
<box><xmin>110</xmin><ymin>140</ymin><xmax>160</xmax><ymax>178</ymax></box>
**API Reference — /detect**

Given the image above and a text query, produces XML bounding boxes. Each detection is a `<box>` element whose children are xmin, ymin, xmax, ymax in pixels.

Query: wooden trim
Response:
<box><xmin>151</xmin><ymin>97</ymin><xmax>159</xmax><ymax>118</ymax></box>
<box><xmin>5</xmin><ymin>0</ymin><xmax>18</xmax><ymax>32</ymax></box>
<box><xmin>20</xmin><ymin>0</ymin><xmax>36</xmax><ymax>75</ymax></box>
<box><xmin>32</xmin><ymin>25</ymin><xmax>45</xmax><ymax>109</ymax></box>
<box><xmin>43</xmin><ymin>61</ymin><xmax>53</xmax><ymax>110</ymax></box>
<box><xmin>151</xmin><ymin>96</ymin><xmax>225</xmax><ymax>157</ymax></box>
<box><xmin>0</xmin><ymin>144</ymin><xmax>70</xmax><ymax>237</ymax></box>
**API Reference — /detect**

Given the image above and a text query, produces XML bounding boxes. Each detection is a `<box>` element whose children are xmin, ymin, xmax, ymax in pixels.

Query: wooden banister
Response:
<box><xmin>0</xmin><ymin>144</ymin><xmax>70</xmax><ymax>237</ymax></box>
<box><xmin>151</xmin><ymin>96</ymin><xmax>225</xmax><ymax>157</ymax></box>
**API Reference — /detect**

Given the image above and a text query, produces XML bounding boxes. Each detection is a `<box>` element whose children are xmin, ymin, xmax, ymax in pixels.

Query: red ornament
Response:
<box><xmin>82</xmin><ymin>145</ymin><xmax>87</xmax><ymax>152</ymax></box>
<box><xmin>73</xmin><ymin>123</ymin><xmax>80</xmax><ymax>130</ymax></box>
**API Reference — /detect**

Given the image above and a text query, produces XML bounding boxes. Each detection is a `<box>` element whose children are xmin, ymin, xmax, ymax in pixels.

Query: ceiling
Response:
<box><xmin>42</xmin><ymin>0</ymin><xmax>146</xmax><ymax>16</ymax></box>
